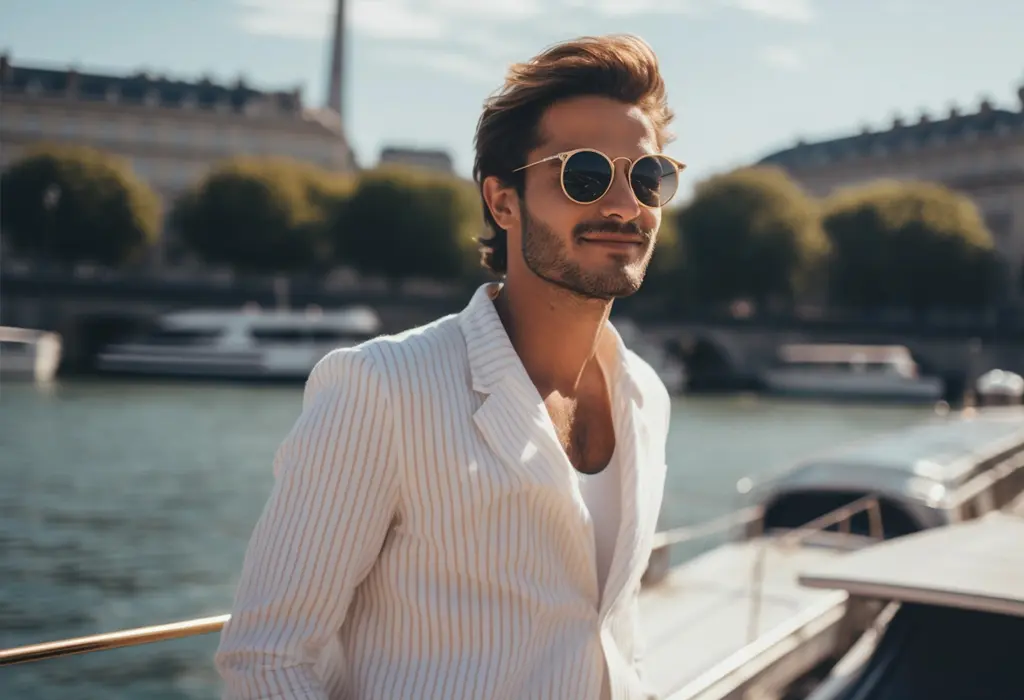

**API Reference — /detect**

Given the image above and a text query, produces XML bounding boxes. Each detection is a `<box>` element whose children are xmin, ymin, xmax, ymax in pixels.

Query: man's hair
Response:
<box><xmin>472</xmin><ymin>34</ymin><xmax>675</xmax><ymax>275</ymax></box>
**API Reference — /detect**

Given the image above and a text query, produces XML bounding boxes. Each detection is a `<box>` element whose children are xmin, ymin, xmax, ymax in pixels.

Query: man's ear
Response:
<box><xmin>482</xmin><ymin>175</ymin><xmax>521</xmax><ymax>233</ymax></box>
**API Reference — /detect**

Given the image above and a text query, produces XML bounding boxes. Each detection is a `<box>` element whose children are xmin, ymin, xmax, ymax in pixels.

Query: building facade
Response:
<box><xmin>0</xmin><ymin>53</ymin><xmax>358</xmax><ymax>263</ymax></box>
<box><xmin>758</xmin><ymin>83</ymin><xmax>1024</xmax><ymax>295</ymax></box>
<box><xmin>378</xmin><ymin>146</ymin><xmax>455</xmax><ymax>174</ymax></box>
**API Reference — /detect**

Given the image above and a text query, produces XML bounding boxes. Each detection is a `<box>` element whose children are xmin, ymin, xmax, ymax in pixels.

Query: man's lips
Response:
<box><xmin>578</xmin><ymin>233</ymin><xmax>646</xmax><ymax>245</ymax></box>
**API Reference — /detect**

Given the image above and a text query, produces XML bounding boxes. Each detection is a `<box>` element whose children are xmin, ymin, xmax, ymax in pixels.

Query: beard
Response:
<box><xmin>520</xmin><ymin>205</ymin><xmax>655</xmax><ymax>301</ymax></box>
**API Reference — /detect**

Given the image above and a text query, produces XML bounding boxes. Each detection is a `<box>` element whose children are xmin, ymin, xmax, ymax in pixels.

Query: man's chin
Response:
<box><xmin>568</xmin><ymin>277</ymin><xmax>645</xmax><ymax>302</ymax></box>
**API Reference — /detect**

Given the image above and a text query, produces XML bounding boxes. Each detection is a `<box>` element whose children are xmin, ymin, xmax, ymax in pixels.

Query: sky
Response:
<box><xmin>1</xmin><ymin>0</ymin><xmax>1022</xmax><ymax>199</ymax></box>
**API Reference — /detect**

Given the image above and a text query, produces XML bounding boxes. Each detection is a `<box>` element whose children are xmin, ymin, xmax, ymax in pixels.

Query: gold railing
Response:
<box><xmin>0</xmin><ymin>614</ymin><xmax>230</xmax><ymax>667</ymax></box>
<box><xmin>0</xmin><ymin>495</ymin><xmax>884</xmax><ymax>669</ymax></box>
<box><xmin>746</xmin><ymin>494</ymin><xmax>885</xmax><ymax>642</ymax></box>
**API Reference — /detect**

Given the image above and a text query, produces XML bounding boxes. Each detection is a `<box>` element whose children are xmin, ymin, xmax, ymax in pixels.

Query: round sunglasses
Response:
<box><xmin>513</xmin><ymin>148</ymin><xmax>686</xmax><ymax>208</ymax></box>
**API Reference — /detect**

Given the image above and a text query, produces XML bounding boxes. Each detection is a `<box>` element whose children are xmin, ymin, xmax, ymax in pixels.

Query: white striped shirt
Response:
<box><xmin>215</xmin><ymin>283</ymin><xmax>671</xmax><ymax>700</ymax></box>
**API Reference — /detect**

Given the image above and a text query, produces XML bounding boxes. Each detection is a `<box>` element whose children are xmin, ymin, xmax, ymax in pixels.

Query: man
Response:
<box><xmin>216</xmin><ymin>33</ymin><xmax>682</xmax><ymax>700</ymax></box>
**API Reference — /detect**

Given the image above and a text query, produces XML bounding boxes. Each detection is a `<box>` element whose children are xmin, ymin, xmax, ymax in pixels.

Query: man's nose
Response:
<box><xmin>598</xmin><ymin>162</ymin><xmax>642</xmax><ymax>221</ymax></box>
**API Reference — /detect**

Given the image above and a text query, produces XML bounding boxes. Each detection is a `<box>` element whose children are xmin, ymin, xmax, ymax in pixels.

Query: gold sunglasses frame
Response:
<box><xmin>512</xmin><ymin>148</ymin><xmax>687</xmax><ymax>208</ymax></box>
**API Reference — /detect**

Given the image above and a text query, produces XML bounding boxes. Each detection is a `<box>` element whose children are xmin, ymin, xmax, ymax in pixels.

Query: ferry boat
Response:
<box><xmin>640</xmin><ymin>404</ymin><xmax>1024</xmax><ymax>700</ymax></box>
<box><xmin>95</xmin><ymin>305</ymin><xmax>381</xmax><ymax>381</ymax></box>
<box><xmin>797</xmin><ymin>506</ymin><xmax>1024</xmax><ymax>700</ymax></box>
<box><xmin>0</xmin><ymin>325</ymin><xmax>63</xmax><ymax>383</ymax></box>
<box><xmin>761</xmin><ymin>343</ymin><xmax>945</xmax><ymax>403</ymax></box>
<box><xmin>3</xmin><ymin>408</ymin><xmax>1022</xmax><ymax>699</ymax></box>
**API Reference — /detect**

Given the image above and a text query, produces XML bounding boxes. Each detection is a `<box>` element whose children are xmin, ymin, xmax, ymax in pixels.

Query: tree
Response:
<box><xmin>0</xmin><ymin>143</ymin><xmax>161</xmax><ymax>267</ymax></box>
<box><xmin>330</xmin><ymin>167</ymin><xmax>482</xmax><ymax>282</ymax></box>
<box><xmin>674</xmin><ymin>166</ymin><xmax>828</xmax><ymax>310</ymax></box>
<box><xmin>822</xmin><ymin>180</ymin><xmax>1000</xmax><ymax>312</ymax></box>
<box><xmin>636</xmin><ymin>203</ymin><xmax>683</xmax><ymax>297</ymax></box>
<box><xmin>172</xmin><ymin>157</ymin><xmax>350</xmax><ymax>274</ymax></box>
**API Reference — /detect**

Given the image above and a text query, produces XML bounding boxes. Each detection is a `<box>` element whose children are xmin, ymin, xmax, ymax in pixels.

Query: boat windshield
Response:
<box><xmin>835</xmin><ymin>602</ymin><xmax>1022</xmax><ymax>700</ymax></box>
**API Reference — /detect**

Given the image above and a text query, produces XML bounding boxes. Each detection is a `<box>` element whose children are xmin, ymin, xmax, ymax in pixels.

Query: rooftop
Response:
<box><xmin>759</xmin><ymin>83</ymin><xmax>1024</xmax><ymax>169</ymax></box>
<box><xmin>798</xmin><ymin>511</ymin><xmax>1024</xmax><ymax>617</ymax></box>
<box><xmin>0</xmin><ymin>53</ymin><xmax>304</xmax><ymax>117</ymax></box>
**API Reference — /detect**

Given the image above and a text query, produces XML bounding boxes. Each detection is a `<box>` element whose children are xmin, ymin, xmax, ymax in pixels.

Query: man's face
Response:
<box><xmin>516</xmin><ymin>96</ymin><xmax>664</xmax><ymax>301</ymax></box>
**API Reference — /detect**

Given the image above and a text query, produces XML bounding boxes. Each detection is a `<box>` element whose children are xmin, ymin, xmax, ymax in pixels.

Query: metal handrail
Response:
<box><xmin>650</xmin><ymin>505</ymin><xmax>765</xmax><ymax>550</ymax></box>
<box><xmin>746</xmin><ymin>494</ymin><xmax>885</xmax><ymax>643</ymax></box>
<box><xmin>0</xmin><ymin>614</ymin><xmax>230</xmax><ymax>667</ymax></box>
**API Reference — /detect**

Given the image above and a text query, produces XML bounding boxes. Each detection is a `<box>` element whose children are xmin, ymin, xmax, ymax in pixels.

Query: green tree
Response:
<box><xmin>172</xmin><ymin>157</ymin><xmax>349</xmax><ymax>274</ymax></box>
<box><xmin>674</xmin><ymin>166</ymin><xmax>828</xmax><ymax>310</ymax></box>
<box><xmin>822</xmin><ymin>180</ymin><xmax>1000</xmax><ymax>312</ymax></box>
<box><xmin>0</xmin><ymin>143</ymin><xmax>161</xmax><ymax>267</ymax></box>
<box><xmin>331</xmin><ymin>167</ymin><xmax>482</xmax><ymax>282</ymax></box>
<box><xmin>636</xmin><ymin>203</ymin><xmax>683</xmax><ymax>297</ymax></box>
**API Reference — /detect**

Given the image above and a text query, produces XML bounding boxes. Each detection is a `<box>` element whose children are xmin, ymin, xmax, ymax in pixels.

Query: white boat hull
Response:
<box><xmin>96</xmin><ymin>342</ymin><xmax>353</xmax><ymax>381</ymax></box>
<box><xmin>640</xmin><ymin>538</ymin><xmax>854</xmax><ymax>700</ymax></box>
<box><xmin>0</xmin><ymin>327</ymin><xmax>62</xmax><ymax>383</ymax></box>
<box><xmin>762</xmin><ymin>369</ymin><xmax>945</xmax><ymax>402</ymax></box>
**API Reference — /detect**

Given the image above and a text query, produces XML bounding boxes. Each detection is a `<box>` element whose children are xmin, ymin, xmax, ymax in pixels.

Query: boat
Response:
<box><xmin>761</xmin><ymin>343</ymin><xmax>945</xmax><ymax>402</ymax></box>
<box><xmin>975</xmin><ymin>368</ymin><xmax>1024</xmax><ymax>406</ymax></box>
<box><xmin>638</xmin><ymin>405</ymin><xmax>1024</xmax><ymax>700</ymax></box>
<box><xmin>94</xmin><ymin>305</ymin><xmax>381</xmax><ymax>381</ymax></box>
<box><xmin>796</xmin><ymin>507</ymin><xmax>1024</xmax><ymax>700</ymax></box>
<box><xmin>0</xmin><ymin>325</ymin><xmax>62</xmax><ymax>383</ymax></box>
<box><xmin>3</xmin><ymin>408</ymin><xmax>1023</xmax><ymax>698</ymax></box>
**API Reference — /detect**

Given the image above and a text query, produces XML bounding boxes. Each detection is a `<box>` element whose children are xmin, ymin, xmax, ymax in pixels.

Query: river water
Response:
<box><xmin>0</xmin><ymin>379</ymin><xmax>934</xmax><ymax>699</ymax></box>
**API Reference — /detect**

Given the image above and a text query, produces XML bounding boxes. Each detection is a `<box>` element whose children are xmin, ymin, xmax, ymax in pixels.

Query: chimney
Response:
<box><xmin>326</xmin><ymin>0</ymin><xmax>344</xmax><ymax>120</ymax></box>
<box><xmin>0</xmin><ymin>53</ymin><xmax>11</xmax><ymax>85</ymax></box>
<box><xmin>66</xmin><ymin>67</ymin><xmax>80</xmax><ymax>98</ymax></box>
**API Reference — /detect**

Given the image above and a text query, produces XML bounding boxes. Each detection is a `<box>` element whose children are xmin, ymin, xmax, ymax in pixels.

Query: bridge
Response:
<box><xmin>3</xmin><ymin>269</ymin><xmax>1023</xmax><ymax>396</ymax></box>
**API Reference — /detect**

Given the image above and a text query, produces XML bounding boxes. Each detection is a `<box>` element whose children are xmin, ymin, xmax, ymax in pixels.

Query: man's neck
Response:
<box><xmin>494</xmin><ymin>274</ymin><xmax>614</xmax><ymax>398</ymax></box>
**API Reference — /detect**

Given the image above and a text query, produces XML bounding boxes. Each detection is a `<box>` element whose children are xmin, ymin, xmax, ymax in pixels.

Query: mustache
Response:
<box><xmin>572</xmin><ymin>220</ymin><xmax>654</xmax><ymax>240</ymax></box>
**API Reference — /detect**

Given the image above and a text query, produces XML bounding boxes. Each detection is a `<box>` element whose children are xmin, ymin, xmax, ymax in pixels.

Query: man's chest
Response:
<box><xmin>389</xmin><ymin>406</ymin><xmax>662</xmax><ymax>604</ymax></box>
<box><xmin>544</xmin><ymin>392</ymin><xmax>617</xmax><ymax>476</ymax></box>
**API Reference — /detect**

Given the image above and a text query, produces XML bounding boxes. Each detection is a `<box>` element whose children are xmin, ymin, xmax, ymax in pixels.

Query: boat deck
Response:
<box><xmin>639</xmin><ymin>537</ymin><xmax>854</xmax><ymax>699</ymax></box>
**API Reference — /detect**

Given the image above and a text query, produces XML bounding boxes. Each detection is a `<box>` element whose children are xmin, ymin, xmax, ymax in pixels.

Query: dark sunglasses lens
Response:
<box><xmin>561</xmin><ymin>151</ymin><xmax>613</xmax><ymax>203</ymax></box>
<box><xmin>631</xmin><ymin>155</ymin><xmax>679</xmax><ymax>207</ymax></box>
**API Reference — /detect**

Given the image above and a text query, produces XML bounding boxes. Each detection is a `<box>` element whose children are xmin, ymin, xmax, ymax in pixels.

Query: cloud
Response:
<box><xmin>725</xmin><ymin>0</ymin><xmax>815</xmax><ymax>23</ymax></box>
<box><xmin>761</xmin><ymin>45</ymin><xmax>806</xmax><ymax>71</ymax></box>
<box><xmin>376</xmin><ymin>47</ymin><xmax>500</xmax><ymax>84</ymax></box>
<box><xmin>233</xmin><ymin>0</ymin><xmax>819</xmax><ymax>81</ymax></box>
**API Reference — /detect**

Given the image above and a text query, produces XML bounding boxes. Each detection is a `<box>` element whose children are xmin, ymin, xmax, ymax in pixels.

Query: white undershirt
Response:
<box><xmin>577</xmin><ymin>447</ymin><xmax>622</xmax><ymax>600</ymax></box>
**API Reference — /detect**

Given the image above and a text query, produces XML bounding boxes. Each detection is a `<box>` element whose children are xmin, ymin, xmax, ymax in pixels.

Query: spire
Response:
<box><xmin>326</xmin><ymin>0</ymin><xmax>344</xmax><ymax>119</ymax></box>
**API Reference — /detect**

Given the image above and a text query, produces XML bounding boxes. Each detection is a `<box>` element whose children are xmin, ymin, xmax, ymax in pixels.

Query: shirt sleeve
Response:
<box><xmin>215</xmin><ymin>347</ymin><xmax>399</xmax><ymax>700</ymax></box>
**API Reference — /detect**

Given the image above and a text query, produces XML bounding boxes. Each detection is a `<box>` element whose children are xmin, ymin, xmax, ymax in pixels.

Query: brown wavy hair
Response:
<box><xmin>472</xmin><ymin>34</ymin><xmax>675</xmax><ymax>276</ymax></box>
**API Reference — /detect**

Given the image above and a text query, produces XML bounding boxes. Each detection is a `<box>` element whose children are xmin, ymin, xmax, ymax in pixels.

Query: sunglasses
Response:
<box><xmin>513</xmin><ymin>148</ymin><xmax>686</xmax><ymax>209</ymax></box>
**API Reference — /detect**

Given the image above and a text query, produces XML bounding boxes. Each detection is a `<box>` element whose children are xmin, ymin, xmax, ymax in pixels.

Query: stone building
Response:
<box><xmin>0</xmin><ymin>53</ymin><xmax>357</xmax><ymax>265</ymax></box>
<box><xmin>758</xmin><ymin>81</ymin><xmax>1024</xmax><ymax>296</ymax></box>
<box><xmin>378</xmin><ymin>146</ymin><xmax>454</xmax><ymax>174</ymax></box>
<box><xmin>0</xmin><ymin>53</ymin><xmax>358</xmax><ymax>197</ymax></box>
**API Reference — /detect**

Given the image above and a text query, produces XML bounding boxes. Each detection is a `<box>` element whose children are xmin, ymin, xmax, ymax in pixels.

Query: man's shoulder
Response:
<box><xmin>311</xmin><ymin>312</ymin><xmax>466</xmax><ymax>387</ymax></box>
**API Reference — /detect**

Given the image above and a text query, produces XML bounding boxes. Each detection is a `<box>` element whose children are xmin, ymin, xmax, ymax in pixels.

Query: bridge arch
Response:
<box><xmin>669</xmin><ymin>332</ymin><xmax>743</xmax><ymax>391</ymax></box>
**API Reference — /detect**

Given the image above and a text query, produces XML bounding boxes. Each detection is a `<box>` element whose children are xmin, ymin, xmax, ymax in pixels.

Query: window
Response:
<box><xmin>835</xmin><ymin>603</ymin><xmax>1023</xmax><ymax>700</ymax></box>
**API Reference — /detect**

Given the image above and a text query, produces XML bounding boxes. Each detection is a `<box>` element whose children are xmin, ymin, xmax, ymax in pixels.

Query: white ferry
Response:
<box><xmin>799</xmin><ymin>508</ymin><xmax>1024</xmax><ymax>700</ymax></box>
<box><xmin>95</xmin><ymin>305</ymin><xmax>381</xmax><ymax>381</ymax></box>
<box><xmin>643</xmin><ymin>405</ymin><xmax>1024</xmax><ymax>700</ymax></box>
<box><xmin>761</xmin><ymin>343</ymin><xmax>945</xmax><ymax>402</ymax></box>
<box><xmin>0</xmin><ymin>326</ymin><xmax>63</xmax><ymax>383</ymax></box>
